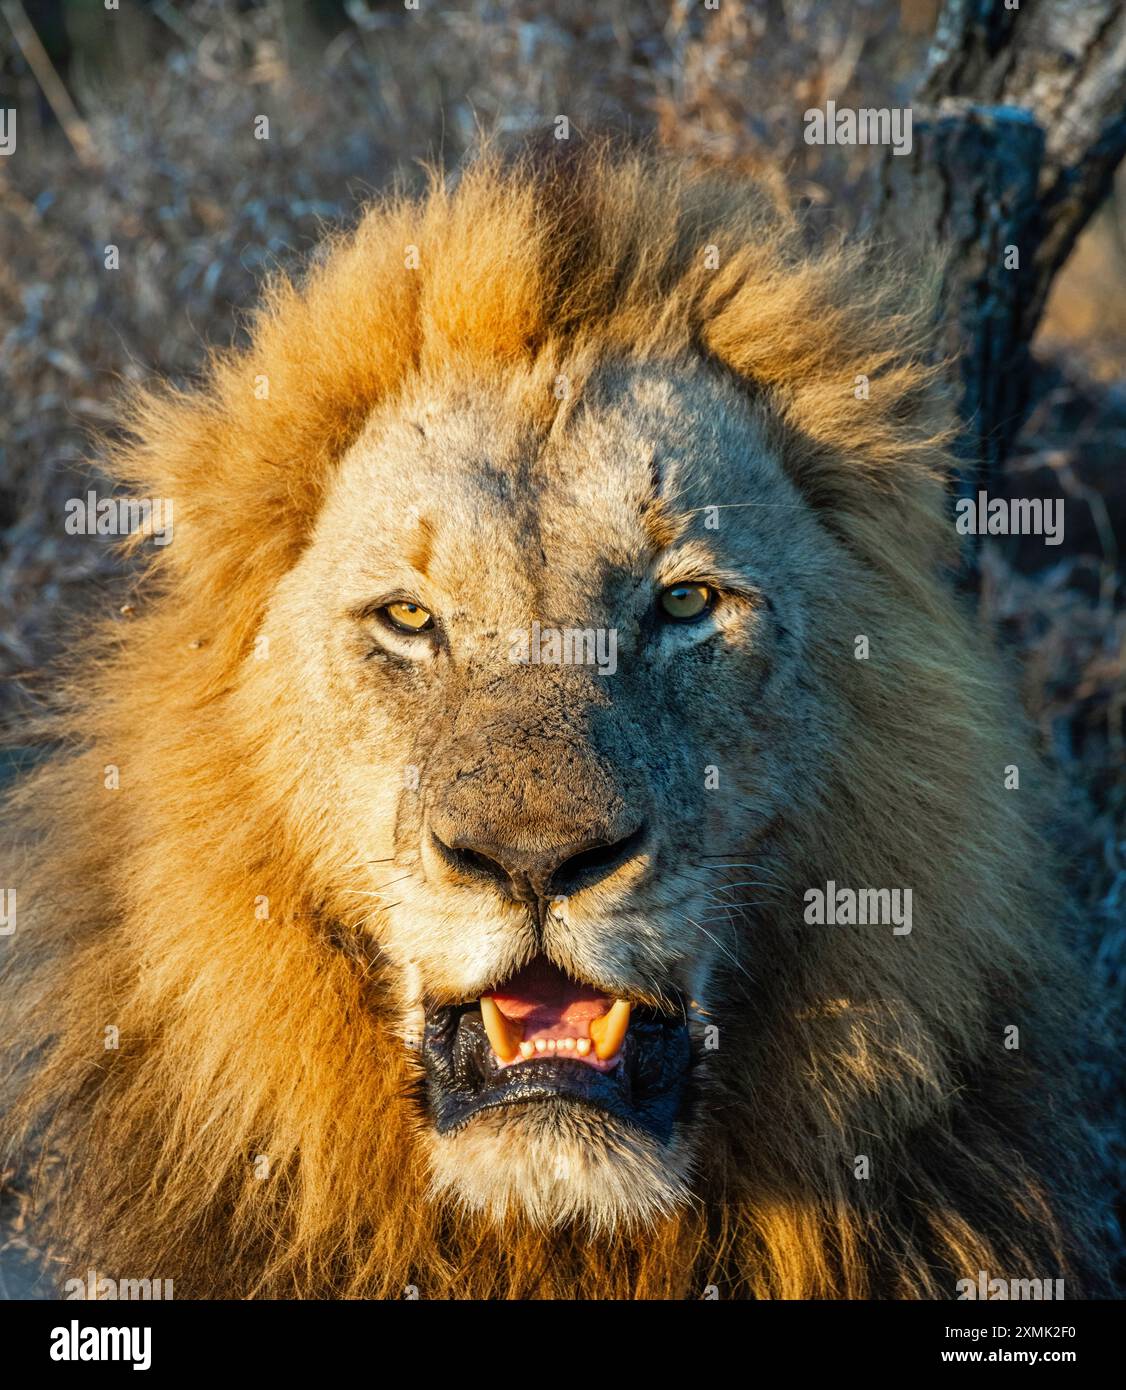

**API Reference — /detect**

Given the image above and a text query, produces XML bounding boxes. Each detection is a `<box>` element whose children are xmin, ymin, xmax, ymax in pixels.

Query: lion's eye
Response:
<box><xmin>381</xmin><ymin>600</ymin><xmax>434</xmax><ymax>633</ymax></box>
<box><xmin>658</xmin><ymin>583</ymin><xmax>716</xmax><ymax>622</ymax></box>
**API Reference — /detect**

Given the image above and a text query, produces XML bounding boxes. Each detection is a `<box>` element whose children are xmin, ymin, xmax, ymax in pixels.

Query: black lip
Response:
<box><xmin>422</xmin><ymin>1005</ymin><xmax>693</xmax><ymax>1142</ymax></box>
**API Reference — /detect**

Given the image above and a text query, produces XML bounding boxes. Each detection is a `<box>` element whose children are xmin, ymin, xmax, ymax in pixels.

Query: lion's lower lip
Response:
<box><xmin>421</xmin><ymin>1005</ymin><xmax>693</xmax><ymax>1141</ymax></box>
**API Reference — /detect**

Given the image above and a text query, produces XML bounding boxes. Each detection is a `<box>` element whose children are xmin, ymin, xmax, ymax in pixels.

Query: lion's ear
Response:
<box><xmin>101</xmin><ymin>204</ymin><xmax>423</xmax><ymax>660</ymax></box>
<box><xmin>702</xmin><ymin>238</ymin><xmax>958</xmax><ymax>573</ymax></box>
<box><xmin>458</xmin><ymin>122</ymin><xmax>641</xmax><ymax>195</ymax></box>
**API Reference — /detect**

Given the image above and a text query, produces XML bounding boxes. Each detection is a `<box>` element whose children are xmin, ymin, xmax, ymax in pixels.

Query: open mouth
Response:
<box><xmin>422</xmin><ymin>955</ymin><xmax>694</xmax><ymax>1141</ymax></box>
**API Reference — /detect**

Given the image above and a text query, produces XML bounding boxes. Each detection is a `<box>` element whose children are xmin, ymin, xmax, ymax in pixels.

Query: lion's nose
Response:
<box><xmin>430</xmin><ymin>823</ymin><xmax>648</xmax><ymax>902</ymax></box>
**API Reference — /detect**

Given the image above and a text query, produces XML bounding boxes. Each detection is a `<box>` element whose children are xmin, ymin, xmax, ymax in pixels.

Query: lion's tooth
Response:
<box><xmin>535</xmin><ymin>1039</ymin><xmax>547</xmax><ymax>1053</ymax></box>
<box><xmin>518</xmin><ymin>1041</ymin><xmax>535</xmax><ymax>1059</ymax></box>
<box><xmin>589</xmin><ymin>999</ymin><xmax>631</xmax><ymax>1060</ymax></box>
<box><xmin>576</xmin><ymin>1037</ymin><xmax>591</xmax><ymax>1057</ymax></box>
<box><xmin>480</xmin><ymin>996</ymin><xmax>522</xmax><ymax>1062</ymax></box>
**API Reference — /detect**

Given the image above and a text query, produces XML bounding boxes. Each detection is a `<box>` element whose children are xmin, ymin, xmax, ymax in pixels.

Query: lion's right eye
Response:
<box><xmin>380</xmin><ymin>600</ymin><xmax>434</xmax><ymax>633</ymax></box>
<box><xmin>658</xmin><ymin>583</ymin><xmax>716</xmax><ymax>623</ymax></box>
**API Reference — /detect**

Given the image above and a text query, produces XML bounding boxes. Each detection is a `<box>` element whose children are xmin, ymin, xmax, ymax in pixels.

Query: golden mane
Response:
<box><xmin>0</xmin><ymin>141</ymin><xmax>1105</xmax><ymax>1297</ymax></box>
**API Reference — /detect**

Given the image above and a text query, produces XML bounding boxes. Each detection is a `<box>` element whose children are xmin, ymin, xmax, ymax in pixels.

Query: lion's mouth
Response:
<box><xmin>421</xmin><ymin>956</ymin><xmax>693</xmax><ymax>1140</ymax></box>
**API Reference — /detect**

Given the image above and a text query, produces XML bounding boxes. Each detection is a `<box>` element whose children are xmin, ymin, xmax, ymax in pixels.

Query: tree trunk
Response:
<box><xmin>869</xmin><ymin>0</ymin><xmax>1126</xmax><ymax>538</ymax></box>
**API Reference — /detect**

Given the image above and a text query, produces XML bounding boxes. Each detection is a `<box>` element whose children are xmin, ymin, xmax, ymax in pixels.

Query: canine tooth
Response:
<box><xmin>519</xmin><ymin>1041</ymin><xmax>535</xmax><ymax>1059</ymax></box>
<box><xmin>535</xmin><ymin>1039</ymin><xmax>547</xmax><ymax>1053</ymax></box>
<box><xmin>589</xmin><ymin>1000</ymin><xmax>631</xmax><ymax>1060</ymax></box>
<box><xmin>480</xmin><ymin>996</ymin><xmax>522</xmax><ymax>1062</ymax></box>
<box><xmin>576</xmin><ymin>1038</ymin><xmax>591</xmax><ymax>1056</ymax></box>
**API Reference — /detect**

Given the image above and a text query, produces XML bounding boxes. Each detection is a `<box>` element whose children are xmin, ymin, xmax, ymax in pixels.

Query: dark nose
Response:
<box><xmin>431</xmin><ymin>823</ymin><xmax>648</xmax><ymax>902</ymax></box>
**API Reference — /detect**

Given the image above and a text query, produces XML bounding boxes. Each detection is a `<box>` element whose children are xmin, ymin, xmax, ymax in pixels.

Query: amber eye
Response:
<box><xmin>381</xmin><ymin>600</ymin><xmax>434</xmax><ymax>633</ymax></box>
<box><xmin>658</xmin><ymin>583</ymin><xmax>716</xmax><ymax>623</ymax></box>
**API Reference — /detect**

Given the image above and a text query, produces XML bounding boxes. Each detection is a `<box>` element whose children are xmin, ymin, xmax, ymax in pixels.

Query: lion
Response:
<box><xmin>0</xmin><ymin>139</ymin><xmax>1109</xmax><ymax>1299</ymax></box>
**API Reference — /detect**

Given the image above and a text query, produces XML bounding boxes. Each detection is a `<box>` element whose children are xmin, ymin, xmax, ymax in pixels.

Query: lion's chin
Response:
<box><xmin>425</xmin><ymin>1100</ymin><xmax>698</xmax><ymax>1233</ymax></box>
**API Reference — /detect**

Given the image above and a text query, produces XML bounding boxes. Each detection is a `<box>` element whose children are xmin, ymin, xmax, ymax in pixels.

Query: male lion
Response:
<box><xmin>0</xmin><ymin>142</ymin><xmax>1108</xmax><ymax>1298</ymax></box>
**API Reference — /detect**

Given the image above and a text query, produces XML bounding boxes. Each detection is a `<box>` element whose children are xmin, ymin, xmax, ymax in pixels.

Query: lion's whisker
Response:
<box><xmin>681</xmin><ymin>913</ymin><xmax>755</xmax><ymax>983</ymax></box>
<box><xmin>362</xmin><ymin>872</ymin><xmax>416</xmax><ymax>895</ymax></box>
<box><xmin>704</xmin><ymin>879</ymin><xmax>784</xmax><ymax>893</ymax></box>
<box><xmin>695</xmin><ymin>862</ymin><xmax>786</xmax><ymax>881</ymax></box>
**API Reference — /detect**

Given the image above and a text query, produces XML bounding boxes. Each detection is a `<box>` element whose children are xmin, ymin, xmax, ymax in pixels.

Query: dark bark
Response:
<box><xmin>869</xmin><ymin>0</ymin><xmax>1126</xmax><ymax>517</ymax></box>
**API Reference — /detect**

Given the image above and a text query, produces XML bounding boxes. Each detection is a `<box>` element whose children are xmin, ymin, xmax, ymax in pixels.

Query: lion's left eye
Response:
<box><xmin>658</xmin><ymin>583</ymin><xmax>716</xmax><ymax>622</ymax></box>
<box><xmin>380</xmin><ymin>600</ymin><xmax>434</xmax><ymax>633</ymax></box>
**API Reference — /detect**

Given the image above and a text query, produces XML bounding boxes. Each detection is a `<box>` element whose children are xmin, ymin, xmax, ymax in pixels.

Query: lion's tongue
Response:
<box><xmin>487</xmin><ymin>958</ymin><xmax>609</xmax><ymax>1040</ymax></box>
<box><xmin>481</xmin><ymin>958</ymin><xmax>630</xmax><ymax>1068</ymax></box>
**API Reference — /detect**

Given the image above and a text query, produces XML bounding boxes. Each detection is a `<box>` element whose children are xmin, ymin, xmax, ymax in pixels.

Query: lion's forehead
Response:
<box><xmin>325</xmin><ymin>358</ymin><xmax>795</xmax><ymax>610</ymax></box>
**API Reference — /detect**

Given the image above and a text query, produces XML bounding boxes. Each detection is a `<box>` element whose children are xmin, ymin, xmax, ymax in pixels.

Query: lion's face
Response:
<box><xmin>264</xmin><ymin>355</ymin><xmax>832</xmax><ymax>1228</ymax></box>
